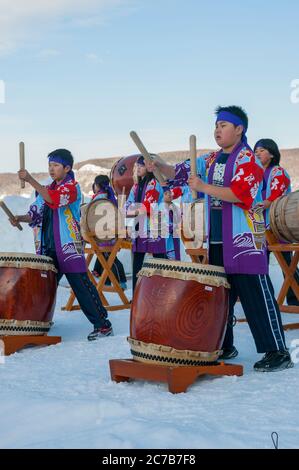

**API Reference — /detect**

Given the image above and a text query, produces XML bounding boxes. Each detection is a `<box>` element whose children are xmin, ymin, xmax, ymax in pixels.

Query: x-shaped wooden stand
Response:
<box><xmin>266</xmin><ymin>230</ymin><xmax>299</xmax><ymax>330</ymax></box>
<box><xmin>62</xmin><ymin>234</ymin><xmax>132</xmax><ymax>312</ymax></box>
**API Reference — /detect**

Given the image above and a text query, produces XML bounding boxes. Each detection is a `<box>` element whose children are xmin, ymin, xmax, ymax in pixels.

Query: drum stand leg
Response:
<box><xmin>109</xmin><ymin>359</ymin><xmax>243</xmax><ymax>394</ymax></box>
<box><xmin>0</xmin><ymin>335</ymin><xmax>61</xmax><ymax>356</ymax></box>
<box><xmin>62</xmin><ymin>238</ymin><xmax>132</xmax><ymax>312</ymax></box>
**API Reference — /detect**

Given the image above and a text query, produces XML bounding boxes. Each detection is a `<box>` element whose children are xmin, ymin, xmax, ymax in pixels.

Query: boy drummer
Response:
<box><xmin>147</xmin><ymin>106</ymin><xmax>293</xmax><ymax>372</ymax></box>
<box><xmin>11</xmin><ymin>148</ymin><xmax>113</xmax><ymax>341</ymax></box>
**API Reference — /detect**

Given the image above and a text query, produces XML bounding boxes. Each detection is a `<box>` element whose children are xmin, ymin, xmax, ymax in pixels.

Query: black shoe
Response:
<box><xmin>254</xmin><ymin>350</ymin><xmax>294</xmax><ymax>372</ymax></box>
<box><xmin>219</xmin><ymin>346</ymin><xmax>239</xmax><ymax>360</ymax></box>
<box><xmin>87</xmin><ymin>326</ymin><xmax>114</xmax><ymax>341</ymax></box>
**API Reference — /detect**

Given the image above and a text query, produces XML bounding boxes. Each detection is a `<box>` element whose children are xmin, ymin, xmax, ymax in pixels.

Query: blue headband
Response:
<box><xmin>137</xmin><ymin>155</ymin><xmax>145</xmax><ymax>166</ymax></box>
<box><xmin>48</xmin><ymin>155</ymin><xmax>72</xmax><ymax>168</ymax></box>
<box><xmin>216</xmin><ymin>111</ymin><xmax>248</xmax><ymax>143</ymax></box>
<box><xmin>254</xmin><ymin>140</ymin><xmax>265</xmax><ymax>151</ymax></box>
<box><xmin>48</xmin><ymin>155</ymin><xmax>75</xmax><ymax>180</ymax></box>
<box><xmin>162</xmin><ymin>185</ymin><xmax>171</xmax><ymax>193</ymax></box>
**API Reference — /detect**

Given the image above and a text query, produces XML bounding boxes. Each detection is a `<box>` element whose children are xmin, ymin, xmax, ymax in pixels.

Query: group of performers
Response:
<box><xmin>10</xmin><ymin>104</ymin><xmax>298</xmax><ymax>372</ymax></box>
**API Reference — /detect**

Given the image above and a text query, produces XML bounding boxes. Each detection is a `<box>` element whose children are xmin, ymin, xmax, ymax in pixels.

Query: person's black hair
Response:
<box><xmin>137</xmin><ymin>154</ymin><xmax>156</xmax><ymax>184</ymax></box>
<box><xmin>47</xmin><ymin>148</ymin><xmax>74</xmax><ymax>168</ymax></box>
<box><xmin>137</xmin><ymin>171</ymin><xmax>155</xmax><ymax>184</ymax></box>
<box><xmin>215</xmin><ymin>105</ymin><xmax>249</xmax><ymax>130</ymax></box>
<box><xmin>254</xmin><ymin>138</ymin><xmax>281</xmax><ymax>166</ymax></box>
<box><xmin>94</xmin><ymin>174</ymin><xmax>110</xmax><ymax>190</ymax></box>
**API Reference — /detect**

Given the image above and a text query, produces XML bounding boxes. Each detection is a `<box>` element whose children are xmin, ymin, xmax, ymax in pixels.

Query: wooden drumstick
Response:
<box><xmin>117</xmin><ymin>186</ymin><xmax>127</xmax><ymax>239</ymax></box>
<box><xmin>119</xmin><ymin>186</ymin><xmax>126</xmax><ymax>210</ymax></box>
<box><xmin>189</xmin><ymin>134</ymin><xmax>197</xmax><ymax>200</ymax></box>
<box><xmin>130</xmin><ymin>131</ymin><xmax>166</xmax><ymax>184</ymax></box>
<box><xmin>19</xmin><ymin>141</ymin><xmax>25</xmax><ymax>189</ymax></box>
<box><xmin>0</xmin><ymin>201</ymin><xmax>23</xmax><ymax>231</ymax></box>
<box><xmin>189</xmin><ymin>134</ymin><xmax>205</xmax><ymax>247</ymax></box>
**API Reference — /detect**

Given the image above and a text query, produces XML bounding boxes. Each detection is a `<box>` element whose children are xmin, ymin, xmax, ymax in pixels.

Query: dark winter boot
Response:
<box><xmin>254</xmin><ymin>350</ymin><xmax>294</xmax><ymax>372</ymax></box>
<box><xmin>219</xmin><ymin>346</ymin><xmax>239</xmax><ymax>360</ymax></box>
<box><xmin>87</xmin><ymin>326</ymin><xmax>114</xmax><ymax>341</ymax></box>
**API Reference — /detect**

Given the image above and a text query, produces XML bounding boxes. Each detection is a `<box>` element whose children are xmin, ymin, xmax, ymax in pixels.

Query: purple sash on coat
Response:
<box><xmin>207</xmin><ymin>142</ymin><xmax>268</xmax><ymax>275</ymax></box>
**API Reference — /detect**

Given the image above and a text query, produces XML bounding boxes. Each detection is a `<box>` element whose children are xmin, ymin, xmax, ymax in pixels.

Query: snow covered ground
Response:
<box><xmin>0</xmin><ymin>196</ymin><xmax>299</xmax><ymax>449</ymax></box>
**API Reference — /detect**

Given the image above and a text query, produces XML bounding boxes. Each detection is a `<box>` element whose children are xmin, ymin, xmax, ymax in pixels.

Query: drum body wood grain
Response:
<box><xmin>129</xmin><ymin>258</ymin><xmax>230</xmax><ymax>365</ymax></box>
<box><xmin>0</xmin><ymin>253</ymin><xmax>57</xmax><ymax>335</ymax></box>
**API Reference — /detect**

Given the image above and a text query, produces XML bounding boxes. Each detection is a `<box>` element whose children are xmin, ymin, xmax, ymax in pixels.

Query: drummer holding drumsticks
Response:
<box><xmin>147</xmin><ymin>105</ymin><xmax>293</xmax><ymax>372</ymax></box>
<box><xmin>10</xmin><ymin>148</ymin><xmax>113</xmax><ymax>341</ymax></box>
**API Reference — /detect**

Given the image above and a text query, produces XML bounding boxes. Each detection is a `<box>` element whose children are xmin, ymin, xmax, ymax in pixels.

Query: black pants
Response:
<box><xmin>93</xmin><ymin>254</ymin><xmax>127</xmax><ymax>284</ymax></box>
<box><xmin>132</xmin><ymin>252</ymin><xmax>167</xmax><ymax>292</ymax></box>
<box><xmin>48</xmin><ymin>251</ymin><xmax>111</xmax><ymax>329</ymax></box>
<box><xmin>209</xmin><ymin>244</ymin><xmax>286</xmax><ymax>353</ymax></box>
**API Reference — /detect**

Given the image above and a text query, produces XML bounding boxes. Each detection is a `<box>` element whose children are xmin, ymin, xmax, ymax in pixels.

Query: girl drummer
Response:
<box><xmin>254</xmin><ymin>138</ymin><xmax>299</xmax><ymax>307</ymax></box>
<box><xmin>91</xmin><ymin>174</ymin><xmax>127</xmax><ymax>290</ymax></box>
<box><xmin>126</xmin><ymin>155</ymin><xmax>178</xmax><ymax>292</ymax></box>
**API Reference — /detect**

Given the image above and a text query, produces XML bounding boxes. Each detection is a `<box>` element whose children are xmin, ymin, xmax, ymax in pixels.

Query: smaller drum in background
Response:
<box><xmin>270</xmin><ymin>190</ymin><xmax>299</xmax><ymax>243</ymax></box>
<box><xmin>128</xmin><ymin>258</ymin><xmax>230</xmax><ymax>366</ymax></box>
<box><xmin>80</xmin><ymin>198</ymin><xmax>118</xmax><ymax>243</ymax></box>
<box><xmin>110</xmin><ymin>154</ymin><xmax>139</xmax><ymax>197</ymax></box>
<box><xmin>0</xmin><ymin>253</ymin><xmax>57</xmax><ymax>335</ymax></box>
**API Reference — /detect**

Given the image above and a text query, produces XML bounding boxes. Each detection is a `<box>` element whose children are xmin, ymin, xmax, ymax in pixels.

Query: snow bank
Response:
<box><xmin>77</xmin><ymin>164</ymin><xmax>110</xmax><ymax>175</ymax></box>
<box><xmin>1</xmin><ymin>195</ymin><xmax>36</xmax><ymax>253</ymax></box>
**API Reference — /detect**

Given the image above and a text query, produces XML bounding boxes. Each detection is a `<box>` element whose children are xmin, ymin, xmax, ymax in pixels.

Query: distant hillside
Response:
<box><xmin>1</xmin><ymin>148</ymin><xmax>298</xmax><ymax>198</ymax></box>
<box><xmin>76</xmin><ymin>147</ymin><xmax>299</xmax><ymax>192</ymax></box>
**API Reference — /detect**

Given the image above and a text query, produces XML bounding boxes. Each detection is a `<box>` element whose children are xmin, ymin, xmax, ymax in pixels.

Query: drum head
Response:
<box><xmin>110</xmin><ymin>154</ymin><xmax>139</xmax><ymax>197</ymax></box>
<box><xmin>0</xmin><ymin>252</ymin><xmax>57</xmax><ymax>272</ymax></box>
<box><xmin>81</xmin><ymin>199</ymin><xmax>118</xmax><ymax>243</ymax></box>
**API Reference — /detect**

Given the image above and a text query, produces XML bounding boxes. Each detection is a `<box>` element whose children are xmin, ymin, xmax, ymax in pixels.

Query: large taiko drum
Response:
<box><xmin>110</xmin><ymin>154</ymin><xmax>139</xmax><ymax>197</ymax></box>
<box><xmin>0</xmin><ymin>253</ymin><xmax>57</xmax><ymax>335</ymax></box>
<box><xmin>270</xmin><ymin>190</ymin><xmax>299</xmax><ymax>243</ymax></box>
<box><xmin>128</xmin><ymin>258</ymin><xmax>230</xmax><ymax>366</ymax></box>
<box><xmin>80</xmin><ymin>198</ymin><xmax>119</xmax><ymax>243</ymax></box>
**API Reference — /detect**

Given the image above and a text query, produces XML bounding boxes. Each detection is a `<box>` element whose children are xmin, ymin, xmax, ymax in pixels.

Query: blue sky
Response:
<box><xmin>0</xmin><ymin>0</ymin><xmax>299</xmax><ymax>172</ymax></box>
